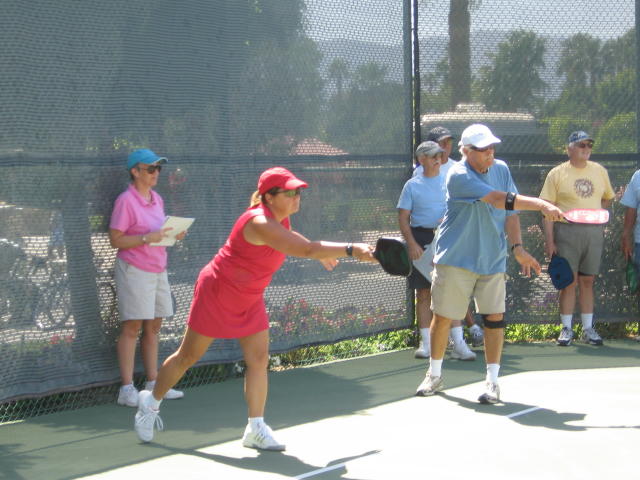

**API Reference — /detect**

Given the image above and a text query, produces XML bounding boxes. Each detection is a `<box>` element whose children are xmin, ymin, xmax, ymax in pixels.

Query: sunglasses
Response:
<box><xmin>138</xmin><ymin>164</ymin><xmax>162</xmax><ymax>174</ymax></box>
<box><xmin>576</xmin><ymin>142</ymin><xmax>594</xmax><ymax>149</ymax></box>
<box><xmin>274</xmin><ymin>188</ymin><xmax>302</xmax><ymax>197</ymax></box>
<box><xmin>470</xmin><ymin>144</ymin><xmax>496</xmax><ymax>152</ymax></box>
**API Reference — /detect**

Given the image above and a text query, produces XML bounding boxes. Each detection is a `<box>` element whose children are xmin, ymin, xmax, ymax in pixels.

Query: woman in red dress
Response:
<box><xmin>134</xmin><ymin>167</ymin><xmax>376</xmax><ymax>449</ymax></box>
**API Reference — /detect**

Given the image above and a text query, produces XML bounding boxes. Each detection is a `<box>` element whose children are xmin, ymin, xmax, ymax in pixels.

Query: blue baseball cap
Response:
<box><xmin>426</xmin><ymin>126</ymin><xmax>453</xmax><ymax>143</ymax></box>
<box><xmin>126</xmin><ymin>149</ymin><xmax>168</xmax><ymax>170</ymax></box>
<box><xmin>548</xmin><ymin>255</ymin><xmax>574</xmax><ymax>290</ymax></box>
<box><xmin>567</xmin><ymin>131</ymin><xmax>593</xmax><ymax>145</ymax></box>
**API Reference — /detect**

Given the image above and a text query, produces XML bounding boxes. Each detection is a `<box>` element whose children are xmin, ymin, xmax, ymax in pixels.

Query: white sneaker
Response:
<box><xmin>581</xmin><ymin>327</ymin><xmax>603</xmax><ymax>346</ymax></box>
<box><xmin>242</xmin><ymin>423</ymin><xmax>286</xmax><ymax>451</ymax></box>
<box><xmin>415</xmin><ymin>374</ymin><xmax>443</xmax><ymax>396</ymax></box>
<box><xmin>450</xmin><ymin>341</ymin><xmax>476</xmax><ymax>361</ymax></box>
<box><xmin>557</xmin><ymin>327</ymin><xmax>574</xmax><ymax>346</ymax></box>
<box><xmin>478</xmin><ymin>382</ymin><xmax>500</xmax><ymax>404</ymax></box>
<box><xmin>469</xmin><ymin>324</ymin><xmax>484</xmax><ymax>346</ymax></box>
<box><xmin>135</xmin><ymin>390</ymin><xmax>164</xmax><ymax>442</ymax></box>
<box><xmin>117</xmin><ymin>384</ymin><xmax>139</xmax><ymax>407</ymax></box>
<box><xmin>414</xmin><ymin>341</ymin><xmax>430</xmax><ymax>359</ymax></box>
<box><xmin>145</xmin><ymin>381</ymin><xmax>185</xmax><ymax>400</ymax></box>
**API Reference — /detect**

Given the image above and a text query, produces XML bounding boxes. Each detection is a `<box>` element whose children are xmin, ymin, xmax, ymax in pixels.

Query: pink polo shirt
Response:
<box><xmin>110</xmin><ymin>184</ymin><xmax>167</xmax><ymax>273</ymax></box>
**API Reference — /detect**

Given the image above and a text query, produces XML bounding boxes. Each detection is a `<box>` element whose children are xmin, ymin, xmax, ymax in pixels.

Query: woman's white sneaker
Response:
<box><xmin>145</xmin><ymin>381</ymin><xmax>184</xmax><ymax>400</ymax></box>
<box><xmin>242</xmin><ymin>423</ymin><xmax>286</xmax><ymax>451</ymax></box>
<box><xmin>135</xmin><ymin>390</ymin><xmax>163</xmax><ymax>442</ymax></box>
<box><xmin>117</xmin><ymin>384</ymin><xmax>139</xmax><ymax>407</ymax></box>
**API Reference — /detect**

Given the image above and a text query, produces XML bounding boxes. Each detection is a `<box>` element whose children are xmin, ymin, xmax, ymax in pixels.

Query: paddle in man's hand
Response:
<box><xmin>561</xmin><ymin>208</ymin><xmax>609</xmax><ymax>225</ymax></box>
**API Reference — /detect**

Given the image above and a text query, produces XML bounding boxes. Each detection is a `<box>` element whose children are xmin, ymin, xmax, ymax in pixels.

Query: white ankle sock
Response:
<box><xmin>486</xmin><ymin>364</ymin><xmax>500</xmax><ymax>383</ymax></box>
<box><xmin>429</xmin><ymin>358</ymin><xmax>443</xmax><ymax>377</ymax></box>
<box><xmin>249</xmin><ymin>417</ymin><xmax>265</xmax><ymax>431</ymax></box>
<box><xmin>560</xmin><ymin>314</ymin><xmax>573</xmax><ymax>329</ymax></box>
<box><xmin>581</xmin><ymin>313</ymin><xmax>593</xmax><ymax>330</ymax></box>
<box><xmin>148</xmin><ymin>394</ymin><xmax>162</xmax><ymax>410</ymax></box>
<box><xmin>450</xmin><ymin>326</ymin><xmax>464</xmax><ymax>345</ymax></box>
<box><xmin>420</xmin><ymin>327</ymin><xmax>430</xmax><ymax>347</ymax></box>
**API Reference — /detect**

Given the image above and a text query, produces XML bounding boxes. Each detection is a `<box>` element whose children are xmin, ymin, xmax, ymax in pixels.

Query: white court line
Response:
<box><xmin>506</xmin><ymin>406</ymin><xmax>542</xmax><ymax>418</ymax></box>
<box><xmin>294</xmin><ymin>463</ymin><xmax>348</xmax><ymax>479</ymax></box>
<box><xmin>294</xmin><ymin>452</ymin><xmax>382</xmax><ymax>479</ymax></box>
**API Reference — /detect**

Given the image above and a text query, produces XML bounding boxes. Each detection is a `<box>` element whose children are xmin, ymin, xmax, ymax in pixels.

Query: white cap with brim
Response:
<box><xmin>458</xmin><ymin>124</ymin><xmax>501</xmax><ymax>148</ymax></box>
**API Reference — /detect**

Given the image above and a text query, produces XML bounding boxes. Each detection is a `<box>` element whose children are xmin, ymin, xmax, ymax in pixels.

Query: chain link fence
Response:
<box><xmin>1</xmin><ymin>0</ymin><xmax>639</xmax><ymax>422</ymax></box>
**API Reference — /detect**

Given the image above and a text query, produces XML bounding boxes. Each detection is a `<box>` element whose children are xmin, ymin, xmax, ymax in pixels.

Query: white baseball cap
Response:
<box><xmin>458</xmin><ymin>124</ymin><xmax>501</xmax><ymax>148</ymax></box>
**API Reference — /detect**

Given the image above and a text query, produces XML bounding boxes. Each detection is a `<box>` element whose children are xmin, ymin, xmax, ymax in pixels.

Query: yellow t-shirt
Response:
<box><xmin>539</xmin><ymin>161</ymin><xmax>615</xmax><ymax>211</ymax></box>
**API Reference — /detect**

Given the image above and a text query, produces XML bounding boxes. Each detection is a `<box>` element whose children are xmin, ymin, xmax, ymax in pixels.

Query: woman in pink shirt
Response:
<box><xmin>133</xmin><ymin>167</ymin><xmax>376</xmax><ymax>450</ymax></box>
<box><xmin>109</xmin><ymin>149</ymin><xmax>186</xmax><ymax>408</ymax></box>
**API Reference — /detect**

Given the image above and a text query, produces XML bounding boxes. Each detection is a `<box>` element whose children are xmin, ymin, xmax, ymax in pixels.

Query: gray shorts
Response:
<box><xmin>554</xmin><ymin>223</ymin><xmax>604</xmax><ymax>276</ymax></box>
<box><xmin>114</xmin><ymin>258</ymin><xmax>174</xmax><ymax>321</ymax></box>
<box><xmin>431</xmin><ymin>264</ymin><xmax>505</xmax><ymax>320</ymax></box>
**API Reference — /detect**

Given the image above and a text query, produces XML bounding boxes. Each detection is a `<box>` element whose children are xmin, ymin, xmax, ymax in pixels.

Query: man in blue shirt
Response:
<box><xmin>415</xmin><ymin>124</ymin><xmax>563</xmax><ymax>403</ymax></box>
<box><xmin>620</xmin><ymin>169</ymin><xmax>640</xmax><ymax>342</ymax></box>
<box><xmin>398</xmin><ymin>140</ymin><xmax>476</xmax><ymax>362</ymax></box>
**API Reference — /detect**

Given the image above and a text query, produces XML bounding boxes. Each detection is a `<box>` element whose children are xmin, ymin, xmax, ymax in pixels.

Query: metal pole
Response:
<box><xmin>413</xmin><ymin>0</ymin><xmax>422</xmax><ymax>149</ymax></box>
<box><xmin>403</xmin><ymin>0</ymin><xmax>414</xmax><ymax>158</ymax></box>
<box><xmin>636</xmin><ymin>0</ymin><xmax>640</xmax><ymax>336</ymax></box>
<box><xmin>403</xmin><ymin>0</ymin><xmax>416</xmax><ymax>332</ymax></box>
<box><xmin>636</xmin><ymin>0</ymin><xmax>640</xmax><ymax>159</ymax></box>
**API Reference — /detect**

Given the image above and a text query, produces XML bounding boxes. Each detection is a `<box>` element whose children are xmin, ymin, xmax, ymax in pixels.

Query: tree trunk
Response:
<box><xmin>449</xmin><ymin>0</ymin><xmax>472</xmax><ymax>110</ymax></box>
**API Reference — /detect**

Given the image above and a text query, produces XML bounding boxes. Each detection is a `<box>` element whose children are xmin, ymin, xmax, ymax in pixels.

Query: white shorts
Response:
<box><xmin>115</xmin><ymin>258</ymin><xmax>174</xmax><ymax>321</ymax></box>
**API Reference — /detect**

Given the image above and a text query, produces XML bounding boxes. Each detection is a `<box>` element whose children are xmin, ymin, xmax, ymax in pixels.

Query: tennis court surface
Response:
<box><xmin>1</xmin><ymin>340</ymin><xmax>638</xmax><ymax>479</ymax></box>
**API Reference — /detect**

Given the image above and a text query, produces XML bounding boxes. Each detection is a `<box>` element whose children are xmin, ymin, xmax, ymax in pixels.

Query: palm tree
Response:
<box><xmin>557</xmin><ymin>33</ymin><xmax>602</xmax><ymax>91</ymax></box>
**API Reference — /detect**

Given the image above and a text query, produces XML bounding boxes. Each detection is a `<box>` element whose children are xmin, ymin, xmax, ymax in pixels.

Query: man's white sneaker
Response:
<box><xmin>478</xmin><ymin>382</ymin><xmax>500</xmax><ymax>404</ymax></box>
<box><xmin>135</xmin><ymin>390</ymin><xmax>163</xmax><ymax>442</ymax></box>
<box><xmin>557</xmin><ymin>327</ymin><xmax>574</xmax><ymax>346</ymax></box>
<box><xmin>469</xmin><ymin>324</ymin><xmax>484</xmax><ymax>346</ymax></box>
<box><xmin>145</xmin><ymin>381</ymin><xmax>185</xmax><ymax>400</ymax></box>
<box><xmin>581</xmin><ymin>327</ymin><xmax>603</xmax><ymax>346</ymax></box>
<box><xmin>414</xmin><ymin>341</ymin><xmax>430</xmax><ymax>359</ymax></box>
<box><xmin>415</xmin><ymin>374</ymin><xmax>443</xmax><ymax>396</ymax></box>
<box><xmin>450</xmin><ymin>341</ymin><xmax>476</xmax><ymax>361</ymax></box>
<box><xmin>242</xmin><ymin>423</ymin><xmax>286</xmax><ymax>451</ymax></box>
<box><xmin>117</xmin><ymin>384</ymin><xmax>139</xmax><ymax>407</ymax></box>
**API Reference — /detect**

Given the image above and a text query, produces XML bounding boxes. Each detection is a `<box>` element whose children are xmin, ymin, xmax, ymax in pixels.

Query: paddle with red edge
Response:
<box><xmin>561</xmin><ymin>208</ymin><xmax>609</xmax><ymax>224</ymax></box>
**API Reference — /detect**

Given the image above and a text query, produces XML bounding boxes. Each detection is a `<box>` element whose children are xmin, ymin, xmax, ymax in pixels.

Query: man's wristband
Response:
<box><xmin>345</xmin><ymin>243</ymin><xmax>353</xmax><ymax>257</ymax></box>
<box><xmin>142</xmin><ymin>235</ymin><xmax>148</xmax><ymax>244</ymax></box>
<box><xmin>511</xmin><ymin>243</ymin><xmax>522</xmax><ymax>252</ymax></box>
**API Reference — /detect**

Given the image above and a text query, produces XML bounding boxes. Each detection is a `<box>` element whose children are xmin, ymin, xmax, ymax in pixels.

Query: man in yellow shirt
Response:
<box><xmin>540</xmin><ymin>131</ymin><xmax>615</xmax><ymax>346</ymax></box>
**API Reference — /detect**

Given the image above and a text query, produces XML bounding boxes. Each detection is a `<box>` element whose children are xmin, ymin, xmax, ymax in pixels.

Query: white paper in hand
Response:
<box><xmin>412</xmin><ymin>242</ymin><xmax>435</xmax><ymax>281</ymax></box>
<box><xmin>149</xmin><ymin>216</ymin><xmax>195</xmax><ymax>246</ymax></box>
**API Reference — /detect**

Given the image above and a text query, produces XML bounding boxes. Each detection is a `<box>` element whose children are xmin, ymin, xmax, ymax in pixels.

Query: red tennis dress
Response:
<box><xmin>186</xmin><ymin>205</ymin><xmax>289</xmax><ymax>338</ymax></box>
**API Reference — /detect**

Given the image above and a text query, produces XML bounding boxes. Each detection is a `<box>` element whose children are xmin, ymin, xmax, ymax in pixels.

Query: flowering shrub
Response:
<box><xmin>268</xmin><ymin>298</ymin><xmax>405</xmax><ymax>345</ymax></box>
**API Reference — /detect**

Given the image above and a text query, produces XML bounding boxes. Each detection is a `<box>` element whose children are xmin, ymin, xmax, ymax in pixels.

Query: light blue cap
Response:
<box><xmin>126</xmin><ymin>149</ymin><xmax>168</xmax><ymax>170</ymax></box>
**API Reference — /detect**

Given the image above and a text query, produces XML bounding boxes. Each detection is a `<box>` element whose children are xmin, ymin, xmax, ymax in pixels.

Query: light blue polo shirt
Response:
<box><xmin>434</xmin><ymin>158</ymin><xmax>518</xmax><ymax>275</ymax></box>
<box><xmin>621</xmin><ymin>169</ymin><xmax>640</xmax><ymax>242</ymax></box>
<box><xmin>397</xmin><ymin>161</ymin><xmax>454</xmax><ymax>228</ymax></box>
